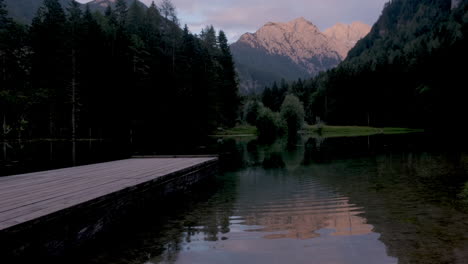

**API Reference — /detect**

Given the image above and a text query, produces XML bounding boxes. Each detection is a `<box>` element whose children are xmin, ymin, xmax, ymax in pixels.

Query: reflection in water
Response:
<box><xmin>235</xmin><ymin>169</ymin><xmax>373</xmax><ymax>240</ymax></box>
<box><xmin>261</xmin><ymin>153</ymin><xmax>285</xmax><ymax>169</ymax></box>
<box><xmin>143</xmin><ymin>163</ymin><xmax>394</xmax><ymax>264</ymax></box>
<box><xmin>6</xmin><ymin>133</ymin><xmax>468</xmax><ymax>264</ymax></box>
<box><xmin>310</xmin><ymin>152</ymin><xmax>468</xmax><ymax>264</ymax></box>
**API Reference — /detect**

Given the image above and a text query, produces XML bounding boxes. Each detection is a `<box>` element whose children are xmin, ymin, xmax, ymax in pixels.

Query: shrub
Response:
<box><xmin>256</xmin><ymin>106</ymin><xmax>285</xmax><ymax>139</ymax></box>
<box><xmin>243</xmin><ymin>100</ymin><xmax>262</xmax><ymax>125</ymax></box>
<box><xmin>280</xmin><ymin>95</ymin><xmax>305</xmax><ymax>136</ymax></box>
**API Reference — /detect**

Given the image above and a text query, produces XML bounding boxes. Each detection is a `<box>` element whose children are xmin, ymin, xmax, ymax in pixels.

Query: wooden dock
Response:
<box><xmin>0</xmin><ymin>157</ymin><xmax>218</xmax><ymax>257</ymax></box>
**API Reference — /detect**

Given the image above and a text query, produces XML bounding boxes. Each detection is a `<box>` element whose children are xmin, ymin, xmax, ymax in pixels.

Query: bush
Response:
<box><xmin>256</xmin><ymin>106</ymin><xmax>285</xmax><ymax>139</ymax></box>
<box><xmin>243</xmin><ymin>100</ymin><xmax>262</xmax><ymax>125</ymax></box>
<box><xmin>280</xmin><ymin>95</ymin><xmax>305</xmax><ymax>136</ymax></box>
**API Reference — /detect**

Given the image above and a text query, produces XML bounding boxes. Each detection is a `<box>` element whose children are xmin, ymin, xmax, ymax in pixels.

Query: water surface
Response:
<box><xmin>4</xmin><ymin>134</ymin><xmax>468</xmax><ymax>264</ymax></box>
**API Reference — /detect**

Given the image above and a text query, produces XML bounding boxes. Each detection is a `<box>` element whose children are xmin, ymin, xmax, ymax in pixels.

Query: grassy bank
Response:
<box><xmin>212</xmin><ymin>124</ymin><xmax>423</xmax><ymax>137</ymax></box>
<box><xmin>302</xmin><ymin>125</ymin><xmax>424</xmax><ymax>138</ymax></box>
<box><xmin>211</xmin><ymin>125</ymin><xmax>258</xmax><ymax>136</ymax></box>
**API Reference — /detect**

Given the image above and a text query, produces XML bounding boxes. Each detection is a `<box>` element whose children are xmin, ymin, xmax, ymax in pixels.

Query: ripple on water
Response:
<box><xmin>153</xmin><ymin>167</ymin><xmax>396</xmax><ymax>264</ymax></box>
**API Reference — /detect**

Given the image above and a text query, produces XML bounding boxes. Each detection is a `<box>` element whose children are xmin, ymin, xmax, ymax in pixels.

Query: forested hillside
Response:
<box><xmin>310</xmin><ymin>0</ymin><xmax>468</xmax><ymax>128</ymax></box>
<box><xmin>260</xmin><ymin>0</ymin><xmax>468</xmax><ymax>130</ymax></box>
<box><xmin>3</xmin><ymin>0</ymin><xmax>147</xmax><ymax>23</ymax></box>
<box><xmin>0</xmin><ymin>0</ymin><xmax>239</xmax><ymax>141</ymax></box>
<box><xmin>4</xmin><ymin>0</ymin><xmax>72</xmax><ymax>24</ymax></box>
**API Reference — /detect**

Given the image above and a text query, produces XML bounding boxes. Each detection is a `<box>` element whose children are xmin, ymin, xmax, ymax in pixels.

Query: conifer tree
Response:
<box><xmin>200</xmin><ymin>26</ymin><xmax>217</xmax><ymax>53</ymax></box>
<box><xmin>159</xmin><ymin>0</ymin><xmax>177</xmax><ymax>24</ymax></box>
<box><xmin>127</xmin><ymin>0</ymin><xmax>144</xmax><ymax>34</ymax></box>
<box><xmin>66</xmin><ymin>0</ymin><xmax>83</xmax><ymax>141</ymax></box>
<box><xmin>217</xmin><ymin>30</ymin><xmax>239</xmax><ymax>127</ymax></box>
<box><xmin>145</xmin><ymin>1</ymin><xmax>160</xmax><ymax>30</ymax></box>
<box><xmin>1</xmin><ymin>0</ymin><xmax>243</xmax><ymax>140</ymax></box>
<box><xmin>143</xmin><ymin>1</ymin><xmax>161</xmax><ymax>46</ymax></box>
<box><xmin>30</xmin><ymin>0</ymin><xmax>67</xmax><ymax>137</ymax></box>
<box><xmin>0</xmin><ymin>0</ymin><xmax>9</xmax><ymax>28</ymax></box>
<box><xmin>114</xmin><ymin>0</ymin><xmax>128</xmax><ymax>28</ymax></box>
<box><xmin>0</xmin><ymin>0</ymin><xmax>11</xmax><ymax>136</ymax></box>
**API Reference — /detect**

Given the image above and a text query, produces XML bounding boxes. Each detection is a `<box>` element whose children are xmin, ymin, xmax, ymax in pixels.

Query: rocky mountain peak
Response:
<box><xmin>239</xmin><ymin>18</ymin><xmax>333</xmax><ymax>63</ymax></box>
<box><xmin>288</xmin><ymin>17</ymin><xmax>316</xmax><ymax>27</ymax></box>
<box><xmin>235</xmin><ymin>17</ymin><xmax>369</xmax><ymax>70</ymax></box>
<box><xmin>323</xmin><ymin>21</ymin><xmax>371</xmax><ymax>58</ymax></box>
<box><xmin>231</xmin><ymin>17</ymin><xmax>371</xmax><ymax>93</ymax></box>
<box><xmin>89</xmin><ymin>0</ymin><xmax>120</xmax><ymax>8</ymax></box>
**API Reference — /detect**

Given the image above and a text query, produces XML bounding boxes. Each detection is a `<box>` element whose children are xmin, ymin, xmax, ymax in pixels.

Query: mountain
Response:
<box><xmin>88</xmin><ymin>0</ymin><xmax>118</xmax><ymax>12</ymax></box>
<box><xmin>323</xmin><ymin>21</ymin><xmax>371</xmax><ymax>58</ymax></box>
<box><xmin>4</xmin><ymin>0</ymin><xmax>147</xmax><ymax>23</ymax></box>
<box><xmin>230</xmin><ymin>18</ymin><xmax>370</xmax><ymax>93</ymax></box>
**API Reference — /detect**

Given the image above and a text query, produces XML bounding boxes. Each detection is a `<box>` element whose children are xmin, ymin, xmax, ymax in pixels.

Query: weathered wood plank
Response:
<box><xmin>0</xmin><ymin>158</ymin><xmax>177</xmax><ymax>190</ymax></box>
<box><xmin>0</xmin><ymin>159</ymin><xmax>187</xmax><ymax>200</ymax></box>
<box><xmin>0</xmin><ymin>158</ymin><xmax>205</xmax><ymax>193</ymax></box>
<box><xmin>0</xmin><ymin>158</ymin><xmax>211</xmax><ymax>204</ymax></box>
<box><xmin>0</xmin><ymin>160</ymin><xmax>207</xmax><ymax>213</ymax></box>
<box><xmin>0</xmin><ymin>157</ymin><xmax>217</xmax><ymax>232</ymax></box>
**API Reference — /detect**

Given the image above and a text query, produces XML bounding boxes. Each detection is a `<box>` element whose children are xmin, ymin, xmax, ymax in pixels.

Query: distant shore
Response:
<box><xmin>211</xmin><ymin>125</ymin><xmax>423</xmax><ymax>137</ymax></box>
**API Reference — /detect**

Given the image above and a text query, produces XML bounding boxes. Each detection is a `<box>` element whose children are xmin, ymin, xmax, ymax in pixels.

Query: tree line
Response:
<box><xmin>0</xmin><ymin>0</ymin><xmax>239</xmax><ymax>142</ymax></box>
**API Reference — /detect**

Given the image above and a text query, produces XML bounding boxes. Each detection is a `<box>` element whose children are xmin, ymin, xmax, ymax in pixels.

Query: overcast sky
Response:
<box><xmin>77</xmin><ymin>0</ymin><xmax>389</xmax><ymax>42</ymax></box>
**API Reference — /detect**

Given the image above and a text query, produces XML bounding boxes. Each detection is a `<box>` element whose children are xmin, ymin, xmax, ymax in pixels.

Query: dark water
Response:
<box><xmin>4</xmin><ymin>134</ymin><xmax>468</xmax><ymax>264</ymax></box>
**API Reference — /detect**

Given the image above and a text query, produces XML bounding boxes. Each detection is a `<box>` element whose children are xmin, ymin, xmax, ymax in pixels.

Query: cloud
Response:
<box><xmin>78</xmin><ymin>0</ymin><xmax>390</xmax><ymax>42</ymax></box>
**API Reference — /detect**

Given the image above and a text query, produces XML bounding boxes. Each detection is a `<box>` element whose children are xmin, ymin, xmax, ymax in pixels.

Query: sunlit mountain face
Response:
<box><xmin>231</xmin><ymin>18</ymin><xmax>370</xmax><ymax>93</ymax></box>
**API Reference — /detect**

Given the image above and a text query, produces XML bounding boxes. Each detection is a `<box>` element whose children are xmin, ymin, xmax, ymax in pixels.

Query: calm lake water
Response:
<box><xmin>3</xmin><ymin>133</ymin><xmax>468</xmax><ymax>264</ymax></box>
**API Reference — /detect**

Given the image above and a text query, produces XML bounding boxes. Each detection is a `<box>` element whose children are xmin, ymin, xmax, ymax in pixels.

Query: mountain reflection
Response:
<box><xmin>235</xmin><ymin>168</ymin><xmax>373</xmax><ymax>240</ymax></box>
<box><xmin>58</xmin><ymin>133</ymin><xmax>468</xmax><ymax>264</ymax></box>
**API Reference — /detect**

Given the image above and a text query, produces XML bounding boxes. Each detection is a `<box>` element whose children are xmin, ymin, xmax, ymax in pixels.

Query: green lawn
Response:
<box><xmin>302</xmin><ymin>125</ymin><xmax>424</xmax><ymax>138</ymax></box>
<box><xmin>211</xmin><ymin>125</ymin><xmax>257</xmax><ymax>136</ymax></box>
<box><xmin>212</xmin><ymin>124</ymin><xmax>423</xmax><ymax>137</ymax></box>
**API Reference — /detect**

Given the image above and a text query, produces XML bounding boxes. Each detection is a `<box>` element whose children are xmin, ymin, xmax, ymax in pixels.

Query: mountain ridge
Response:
<box><xmin>231</xmin><ymin>18</ymin><xmax>370</xmax><ymax>93</ymax></box>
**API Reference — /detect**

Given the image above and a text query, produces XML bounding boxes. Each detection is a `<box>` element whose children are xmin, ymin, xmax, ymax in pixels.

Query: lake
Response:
<box><xmin>2</xmin><ymin>133</ymin><xmax>468</xmax><ymax>264</ymax></box>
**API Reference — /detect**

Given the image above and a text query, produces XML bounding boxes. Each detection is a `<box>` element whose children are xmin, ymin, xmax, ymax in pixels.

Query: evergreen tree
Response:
<box><xmin>66</xmin><ymin>0</ymin><xmax>83</xmax><ymax>141</ymax></box>
<box><xmin>114</xmin><ymin>0</ymin><xmax>128</xmax><ymax>28</ymax></box>
<box><xmin>80</xmin><ymin>4</ymin><xmax>106</xmax><ymax>135</ymax></box>
<box><xmin>0</xmin><ymin>0</ymin><xmax>242</xmax><ymax>142</ymax></box>
<box><xmin>0</xmin><ymin>0</ymin><xmax>9</xmax><ymax>28</ymax></box>
<box><xmin>244</xmin><ymin>100</ymin><xmax>261</xmax><ymax>125</ymax></box>
<box><xmin>142</xmin><ymin>1</ymin><xmax>161</xmax><ymax>48</ymax></box>
<box><xmin>263</xmin><ymin>81</ymin><xmax>285</xmax><ymax>111</ymax></box>
<box><xmin>200</xmin><ymin>25</ymin><xmax>217</xmax><ymax>53</ymax></box>
<box><xmin>127</xmin><ymin>0</ymin><xmax>144</xmax><ymax>34</ymax></box>
<box><xmin>30</xmin><ymin>0</ymin><xmax>67</xmax><ymax>137</ymax></box>
<box><xmin>159</xmin><ymin>0</ymin><xmax>177</xmax><ymax>25</ymax></box>
<box><xmin>262</xmin><ymin>86</ymin><xmax>273</xmax><ymax>110</ymax></box>
<box><xmin>104</xmin><ymin>5</ymin><xmax>113</xmax><ymax>18</ymax></box>
<box><xmin>217</xmin><ymin>30</ymin><xmax>239</xmax><ymax>127</ymax></box>
<box><xmin>0</xmin><ymin>0</ymin><xmax>13</xmax><ymax>137</ymax></box>
<box><xmin>145</xmin><ymin>1</ymin><xmax>160</xmax><ymax>30</ymax></box>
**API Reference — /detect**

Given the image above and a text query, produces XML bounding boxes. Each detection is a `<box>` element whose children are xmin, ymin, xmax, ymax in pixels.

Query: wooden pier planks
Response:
<box><xmin>0</xmin><ymin>157</ymin><xmax>218</xmax><ymax>231</ymax></box>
